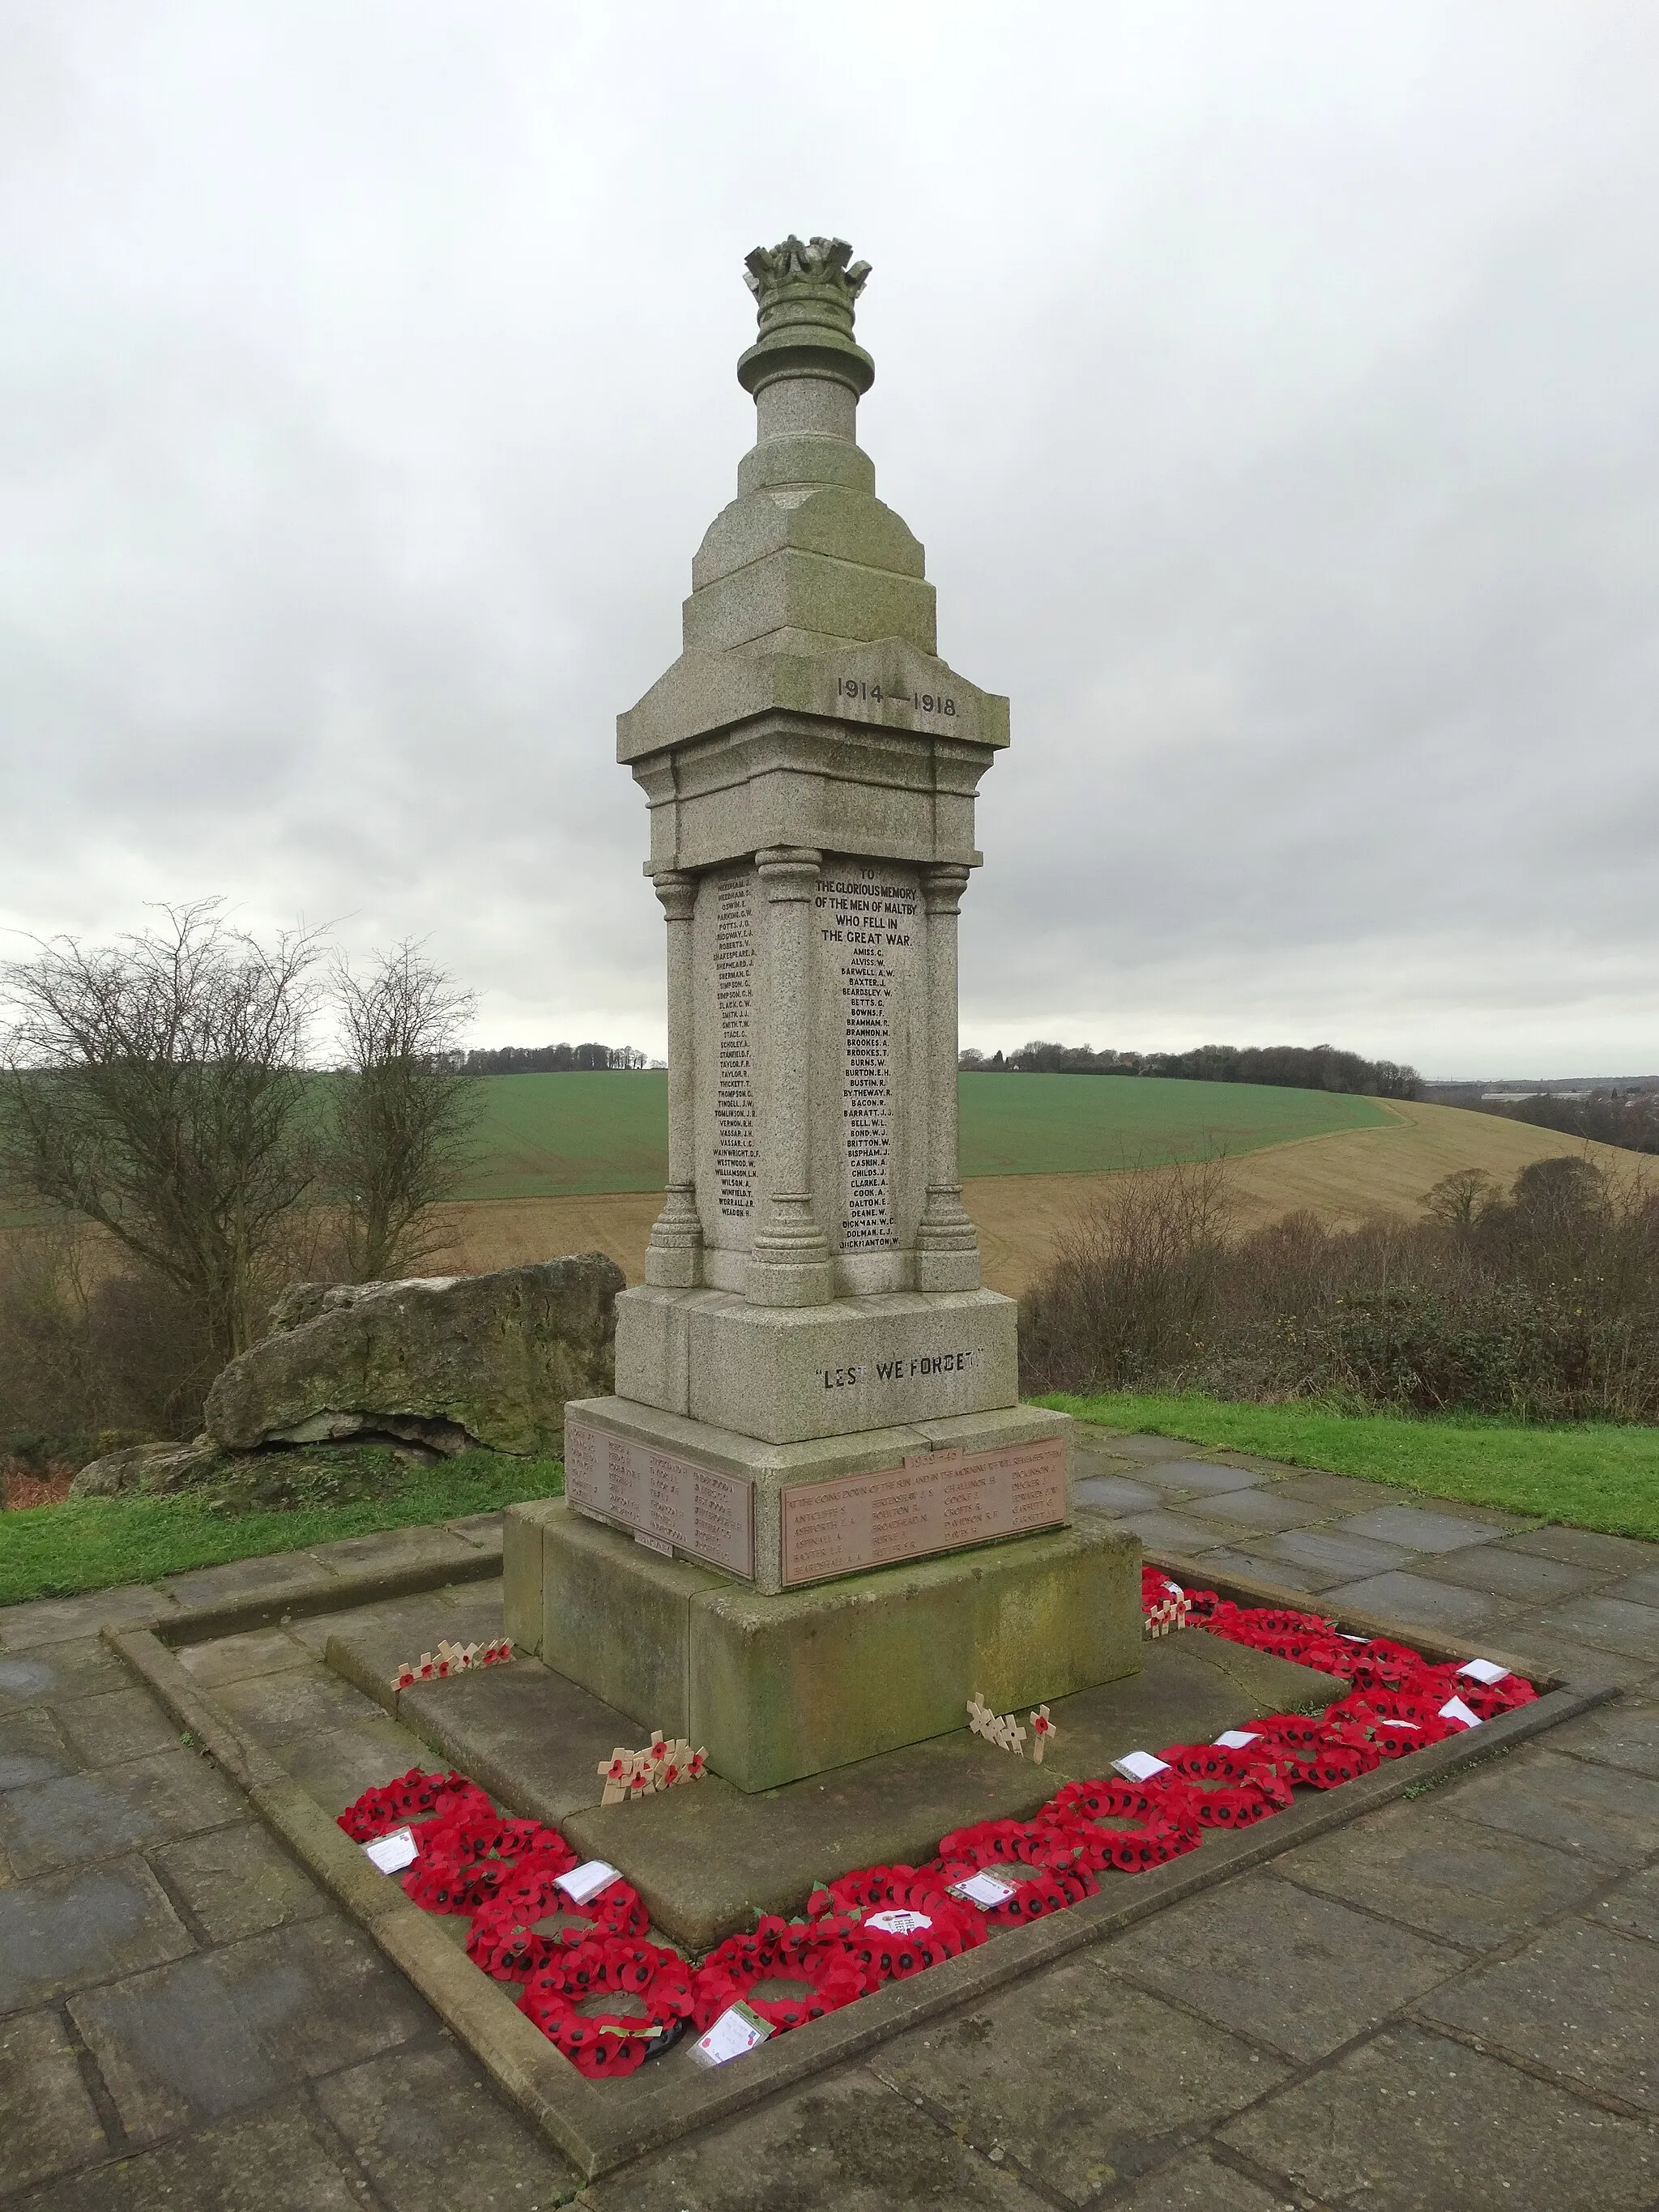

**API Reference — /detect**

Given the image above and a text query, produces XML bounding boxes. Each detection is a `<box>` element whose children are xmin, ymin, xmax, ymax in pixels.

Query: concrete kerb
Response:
<box><xmin>96</xmin><ymin>1540</ymin><xmax>1621</xmax><ymax>2183</ymax></box>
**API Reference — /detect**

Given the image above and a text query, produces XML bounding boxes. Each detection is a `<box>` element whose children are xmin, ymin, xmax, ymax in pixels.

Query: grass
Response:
<box><xmin>455</xmin><ymin>1071</ymin><xmax>1393</xmax><ymax>1201</ymax></box>
<box><xmin>0</xmin><ymin>1448</ymin><xmax>565</xmax><ymax>1608</ymax></box>
<box><xmin>1041</xmin><ymin>1391</ymin><xmax>1659</xmax><ymax>1542</ymax></box>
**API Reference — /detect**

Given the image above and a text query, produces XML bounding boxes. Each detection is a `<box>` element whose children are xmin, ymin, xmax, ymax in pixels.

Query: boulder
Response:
<box><xmin>203</xmin><ymin>1253</ymin><xmax>624</xmax><ymax>1458</ymax></box>
<box><xmin>70</xmin><ymin>1439</ymin><xmax>220</xmax><ymax>1499</ymax></box>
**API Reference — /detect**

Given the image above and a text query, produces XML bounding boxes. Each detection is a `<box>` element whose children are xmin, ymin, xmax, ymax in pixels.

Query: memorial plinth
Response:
<box><xmin>505</xmin><ymin>235</ymin><xmax>1140</xmax><ymax>1788</ymax></box>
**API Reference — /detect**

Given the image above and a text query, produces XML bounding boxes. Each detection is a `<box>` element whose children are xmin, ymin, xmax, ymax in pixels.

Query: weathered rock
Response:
<box><xmin>70</xmin><ymin>1440</ymin><xmax>220</xmax><ymax>1498</ymax></box>
<box><xmin>204</xmin><ymin>1254</ymin><xmax>624</xmax><ymax>1457</ymax></box>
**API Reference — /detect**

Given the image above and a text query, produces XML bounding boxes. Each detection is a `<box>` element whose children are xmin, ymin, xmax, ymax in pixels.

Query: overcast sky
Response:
<box><xmin>3</xmin><ymin>4</ymin><xmax>1656</xmax><ymax>1077</ymax></box>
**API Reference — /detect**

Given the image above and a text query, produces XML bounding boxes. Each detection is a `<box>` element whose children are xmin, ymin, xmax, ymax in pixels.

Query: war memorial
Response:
<box><xmin>504</xmin><ymin>235</ymin><xmax>1141</xmax><ymax>1791</ymax></box>
<box><xmin>7</xmin><ymin>237</ymin><xmax>1615</xmax><ymax>2206</ymax></box>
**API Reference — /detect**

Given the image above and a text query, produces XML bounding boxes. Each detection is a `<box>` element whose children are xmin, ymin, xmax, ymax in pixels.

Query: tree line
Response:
<box><xmin>1472</xmin><ymin>1089</ymin><xmax>1659</xmax><ymax>1157</ymax></box>
<box><xmin>958</xmin><ymin>1040</ymin><xmax>1422</xmax><ymax>1098</ymax></box>
<box><xmin>456</xmin><ymin>1043</ymin><xmax>654</xmax><ymax>1073</ymax></box>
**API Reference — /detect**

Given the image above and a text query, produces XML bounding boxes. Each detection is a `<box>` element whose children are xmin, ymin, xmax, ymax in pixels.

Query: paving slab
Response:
<box><xmin>1593</xmin><ymin>1867</ymin><xmax>1659</xmax><ymax>1946</ymax></box>
<box><xmin>1340</xmin><ymin>1503</ymin><xmax>1523</xmax><ymax>1549</ymax></box>
<box><xmin>281</xmin><ymin>1582</ymin><xmax>502</xmax><ymax>1658</ymax></box>
<box><xmin>1545</xmin><ymin>1695</ymin><xmax>1659</xmax><ymax>1779</ymax></box>
<box><xmin>1266</xmin><ymin>1470</ymin><xmax>1414</xmax><ymax>1512</ymax></box>
<box><xmin>1103</xmin><ymin>1869</ymin><xmax>1462</xmax><ymax>2064</ymax></box>
<box><xmin>1448</xmin><ymin>1745</ymin><xmax>1659</xmax><ymax>1867</ymax></box>
<box><xmin>313</xmin><ymin>2040</ymin><xmax>582</xmax><ymax>2211</ymax></box>
<box><xmin>39</xmin><ymin>2097</ymin><xmax>371</xmax><ymax>2212</ymax></box>
<box><xmin>54</xmin><ymin>1686</ymin><xmax>189</xmax><ymax>1769</ymax></box>
<box><xmin>0</xmin><ymin>1706</ymin><xmax>73</xmax><ymax>1792</ymax></box>
<box><xmin>1220</xmin><ymin>2022</ymin><xmax>1657</xmax><ymax>2211</ymax></box>
<box><xmin>1478</xmin><ymin>1623</ymin><xmax>1653</xmax><ymax>1693</ymax></box>
<box><xmin>210</xmin><ymin>1661</ymin><xmax>389</xmax><ymax>1748</ymax></box>
<box><xmin>0</xmin><ymin>1854</ymin><xmax>194</xmax><ymax>2014</ymax></box>
<box><xmin>1320</xmin><ymin>1570</ymin><xmax>1519</xmax><ymax>1639</ymax></box>
<box><xmin>0</xmin><ymin>1636</ymin><xmax>133</xmax><ymax>1714</ymax></box>
<box><xmin>0</xmin><ymin>1747</ymin><xmax>244</xmax><ymax>1877</ymax></box>
<box><xmin>273</xmin><ymin>1714</ymin><xmax>439</xmax><ymax>1815</ymax></box>
<box><xmin>152</xmin><ymin>1820</ymin><xmax>331</xmax><ymax>1943</ymax></box>
<box><xmin>1534</xmin><ymin>1593</ymin><xmax>1659</xmax><ymax>1667</ymax></box>
<box><xmin>1168</xmin><ymin>1487</ymin><xmax>1311</xmax><ymax>1534</ymax></box>
<box><xmin>446</xmin><ymin>1509</ymin><xmax>510</xmax><ymax>1545</ymax></box>
<box><xmin>1107</xmin><ymin>1509</ymin><xmax>1235</xmax><ymax>1555</ymax></box>
<box><xmin>1187</xmin><ymin>1545</ymin><xmax>1333</xmax><ymax>1594</ymax></box>
<box><xmin>162</xmin><ymin>1551</ymin><xmax>333</xmax><ymax>1612</ymax></box>
<box><xmin>1078</xmin><ymin>1434</ymin><xmax>1209</xmax><ymax>1464</ymax></box>
<box><xmin>302</xmin><ymin>1524</ymin><xmax>487</xmax><ymax>1579</ymax></box>
<box><xmin>1072</xmin><ymin>1473</ymin><xmax>1165</xmax><ymax>1513</ymax></box>
<box><xmin>1272</xmin><ymin>1799</ymin><xmax>1606</xmax><ymax>1950</ymax></box>
<box><xmin>1508</xmin><ymin>1526</ymin><xmax>1659</xmax><ymax>1574</ymax></box>
<box><xmin>1126</xmin><ymin>1460</ymin><xmax>1268</xmax><ymax>1497</ymax></box>
<box><xmin>0</xmin><ymin>2005</ymin><xmax>110</xmax><ymax>2197</ymax></box>
<box><xmin>578</xmin><ymin>2060</ymin><xmax>1044</xmax><ymax>2211</ymax></box>
<box><xmin>0</xmin><ymin>1583</ymin><xmax>178</xmax><ymax>1651</ymax></box>
<box><xmin>68</xmin><ymin>1916</ymin><xmax>432</xmax><ymax>2145</ymax></box>
<box><xmin>1418</xmin><ymin>1916</ymin><xmax>1657</xmax><ymax>2112</ymax></box>
<box><xmin>1102</xmin><ymin>2153</ymin><xmax>1293</xmax><ymax>2210</ymax></box>
<box><xmin>173</xmin><ymin>1625</ymin><xmax>312</xmax><ymax>1689</ymax></box>
<box><xmin>1418</xmin><ymin>1541</ymin><xmax>1606</xmax><ymax>1605</ymax></box>
<box><xmin>1256</xmin><ymin>1527</ymin><xmax>1414</xmax><ymax>1581</ymax></box>
<box><xmin>872</xmin><ymin>1961</ymin><xmax>1288</xmax><ymax>2206</ymax></box>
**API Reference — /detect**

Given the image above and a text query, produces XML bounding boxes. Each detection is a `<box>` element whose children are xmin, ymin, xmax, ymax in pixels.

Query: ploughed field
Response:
<box><xmin>437</xmin><ymin>1078</ymin><xmax>1639</xmax><ymax>1297</ymax></box>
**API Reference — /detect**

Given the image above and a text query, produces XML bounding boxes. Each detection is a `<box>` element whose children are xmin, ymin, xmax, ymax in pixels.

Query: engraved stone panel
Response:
<box><xmin>693</xmin><ymin>863</ymin><xmax>763</xmax><ymax>1259</ymax></box>
<box><xmin>565</xmin><ymin>1411</ymin><xmax>754</xmax><ymax>1577</ymax></box>
<box><xmin>778</xmin><ymin>1434</ymin><xmax>1067</xmax><ymax>1588</ymax></box>
<box><xmin>812</xmin><ymin>857</ymin><xmax>924</xmax><ymax>1280</ymax></box>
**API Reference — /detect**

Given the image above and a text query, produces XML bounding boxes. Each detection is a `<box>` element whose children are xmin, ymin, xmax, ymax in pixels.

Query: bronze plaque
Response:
<box><xmin>779</xmin><ymin>1435</ymin><xmax>1067</xmax><ymax>1588</ymax></box>
<box><xmin>563</xmin><ymin>1415</ymin><xmax>754</xmax><ymax>1579</ymax></box>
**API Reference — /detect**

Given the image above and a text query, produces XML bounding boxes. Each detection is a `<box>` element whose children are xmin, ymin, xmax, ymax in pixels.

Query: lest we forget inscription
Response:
<box><xmin>781</xmin><ymin>1435</ymin><xmax>1068</xmax><ymax>1587</ymax></box>
<box><xmin>564</xmin><ymin>1413</ymin><xmax>755</xmax><ymax>1578</ymax></box>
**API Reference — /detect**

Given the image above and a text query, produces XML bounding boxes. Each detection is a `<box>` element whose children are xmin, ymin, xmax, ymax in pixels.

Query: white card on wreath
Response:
<box><xmin>1457</xmin><ymin>1657</ymin><xmax>1509</xmax><ymax>1686</ymax></box>
<box><xmin>1213</xmin><ymin>1730</ymin><xmax>1261</xmax><ymax>1750</ymax></box>
<box><xmin>557</xmin><ymin>1859</ymin><xmax>621</xmax><ymax>1905</ymax></box>
<box><xmin>691</xmin><ymin>2001</ymin><xmax>773</xmax><ymax>2066</ymax></box>
<box><xmin>364</xmin><ymin>1827</ymin><xmax>419</xmax><ymax>1873</ymax></box>
<box><xmin>1438</xmin><ymin>1696</ymin><xmax>1483</xmax><ymax>1729</ymax></box>
<box><xmin>1113</xmin><ymin>1750</ymin><xmax>1171</xmax><ymax>1783</ymax></box>
<box><xmin>949</xmin><ymin>1871</ymin><xmax>1019</xmax><ymax>1909</ymax></box>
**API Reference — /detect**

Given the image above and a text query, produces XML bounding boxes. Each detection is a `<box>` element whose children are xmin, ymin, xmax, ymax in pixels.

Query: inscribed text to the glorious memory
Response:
<box><xmin>712</xmin><ymin>871</ymin><xmax>757</xmax><ymax>1221</ymax></box>
<box><xmin>778</xmin><ymin>1436</ymin><xmax>1067</xmax><ymax>1587</ymax></box>
<box><xmin>564</xmin><ymin>1413</ymin><xmax>755</xmax><ymax>1578</ymax></box>
<box><xmin>816</xmin><ymin>865</ymin><xmax>918</xmax><ymax>1253</ymax></box>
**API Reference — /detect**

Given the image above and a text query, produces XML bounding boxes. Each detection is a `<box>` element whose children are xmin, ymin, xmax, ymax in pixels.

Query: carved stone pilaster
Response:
<box><xmin>915</xmin><ymin>863</ymin><xmax>982</xmax><ymax>1292</ymax></box>
<box><xmin>644</xmin><ymin>869</ymin><xmax>703</xmax><ymax>1287</ymax></box>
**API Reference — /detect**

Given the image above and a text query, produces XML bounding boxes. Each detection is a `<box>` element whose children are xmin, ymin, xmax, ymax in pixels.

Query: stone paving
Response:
<box><xmin>1</xmin><ymin>1440</ymin><xmax>1655</xmax><ymax>2208</ymax></box>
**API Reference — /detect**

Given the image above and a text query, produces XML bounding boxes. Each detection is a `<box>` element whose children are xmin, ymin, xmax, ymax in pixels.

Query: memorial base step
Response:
<box><xmin>503</xmin><ymin>1496</ymin><xmax>1141</xmax><ymax>1794</ymax></box>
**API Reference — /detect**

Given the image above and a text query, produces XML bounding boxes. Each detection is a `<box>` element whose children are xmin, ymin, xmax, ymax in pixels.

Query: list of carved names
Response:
<box><xmin>712</xmin><ymin>872</ymin><xmax>757</xmax><ymax>1220</ymax></box>
<box><xmin>816</xmin><ymin>866</ymin><xmax>919</xmax><ymax>1252</ymax></box>
<box><xmin>565</xmin><ymin>1414</ymin><xmax>755</xmax><ymax>1578</ymax></box>
<box><xmin>779</xmin><ymin>1436</ymin><xmax>1068</xmax><ymax>1586</ymax></box>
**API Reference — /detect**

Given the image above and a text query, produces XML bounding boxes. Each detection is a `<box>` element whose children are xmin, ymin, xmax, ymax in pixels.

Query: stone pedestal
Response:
<box><xmin>517</xmin><ymin>234</ymin><xmax>1141</xmax><ymax>1788</ymax></box>
<box><xmin>505</xmin><ymin>1496</ymin><xmax>1141</xmax><ymax>1795</ymax></box>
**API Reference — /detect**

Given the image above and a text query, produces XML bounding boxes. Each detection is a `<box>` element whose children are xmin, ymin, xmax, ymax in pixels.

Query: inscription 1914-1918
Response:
<box><xmin>817</xmin><ymin>865</ymin><xmax>918</xmax><ymax>1254</ymax></box>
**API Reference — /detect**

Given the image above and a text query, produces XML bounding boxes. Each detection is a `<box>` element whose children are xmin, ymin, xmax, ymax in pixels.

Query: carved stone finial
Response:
<box><xmin>737</xmin><ymin>232</ymin><xmax>875</xmax><ymax>401</ymax></box>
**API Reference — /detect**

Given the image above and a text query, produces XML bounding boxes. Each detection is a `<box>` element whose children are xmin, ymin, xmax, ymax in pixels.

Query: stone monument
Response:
<box><xmin>505</xmin><ymin>237</ymin><xmax>1139</xmax><ymax>1790</ymax></box>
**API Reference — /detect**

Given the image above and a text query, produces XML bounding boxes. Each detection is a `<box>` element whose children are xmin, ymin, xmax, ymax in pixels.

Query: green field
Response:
<box><xmin>0</xmin><ymin>1453</ymin><xmax>565</xmax><ymax>1607</ymax></box>
<box><xmin>1047</xmin><ymin>1392</ymin><xmax>1659</xmax><ymax>1541</ymax></box>
<box><xmin>456</xmin><ymin>1072</ymin><xmax>1393</xmax><ymax>1200</ymax></box>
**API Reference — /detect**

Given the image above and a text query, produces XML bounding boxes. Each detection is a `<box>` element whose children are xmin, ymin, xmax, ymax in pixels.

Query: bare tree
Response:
<box><xmin>0</xmin><ymin>902</ymin><xmax>324</xmax><ymax>1363</ymax></box>
<box><xmin>1422</xmin><ymin>1166</ymin><xmax>1502</xmax><ymax>1230</ymax></box>
<box><xmin>330</xmin><ymin>941</ymin><xmax>480</xmax><ymax>1281</ymax></box>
